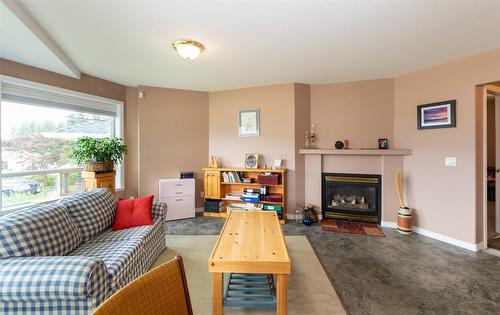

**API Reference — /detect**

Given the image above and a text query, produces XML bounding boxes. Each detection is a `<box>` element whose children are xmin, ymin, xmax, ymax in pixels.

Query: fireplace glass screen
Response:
<box><xmin>322</xmin><ymin>173</ymin><xmax>381</xmax><ymax>223</ymax></box>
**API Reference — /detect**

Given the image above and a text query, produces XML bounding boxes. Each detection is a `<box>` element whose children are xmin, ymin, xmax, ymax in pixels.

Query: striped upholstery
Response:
<box><xmin>0</xmin><ymin>191</ymin><xmax>168</xmax><ymax>315</ymax></box>
<box><xmin>0</xmin><ymin>300</ymin><xmax>94</xmax><ymax>315</ymax></box>
<box><xmin>0</xmin><ymin>256</ymin><xmax>108</xmax><ymax>304</ymax></box>
<box><xmin>70</xmin><ymin>206</ymin><xmax>166</xmax><ymax>294</ymax></box>
<box><xmin>152</xmin><ymin>201</ymin><xmax>168</xmax><ymax>222</ymax></box>
<box><xmin>0</xmin><ymin>203</ymin><xmax>81</xmax><ymax>258</ymax></box>
<box><xmin>71</xmin><ymin>233</ymin><xmax>147</xmax><ymax>293</ymax></box>
<box><xmin>59</xmin><ymin>189</ymin><xmax>116</xmax><ymax>242</ymax></box>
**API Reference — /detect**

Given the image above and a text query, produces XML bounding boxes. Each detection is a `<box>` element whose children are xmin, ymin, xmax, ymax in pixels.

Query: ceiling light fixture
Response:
<box><xmin>172</xmin><ymin>39</ymin><xmax>205</xmax><ymax>61</ymax></box>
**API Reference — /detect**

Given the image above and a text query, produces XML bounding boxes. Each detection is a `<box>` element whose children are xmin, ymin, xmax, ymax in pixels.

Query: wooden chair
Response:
<box><xmin>92</xmin><ymin>256</ymin><xmax>193</xmax><ymax>315</ymax></box>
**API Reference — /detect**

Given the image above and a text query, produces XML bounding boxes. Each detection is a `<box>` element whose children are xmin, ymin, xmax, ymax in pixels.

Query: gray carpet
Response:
<box><xmin>166</xmin><ymin>215</ymin><xmax>500</xmax><ymax>315</ymax></box>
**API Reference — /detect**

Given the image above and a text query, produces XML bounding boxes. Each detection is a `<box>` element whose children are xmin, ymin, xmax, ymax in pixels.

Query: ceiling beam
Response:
<box><xmin>2</xmin><ymin>0</ymin><xmax>81</xmax><ymax>79</ymax></box>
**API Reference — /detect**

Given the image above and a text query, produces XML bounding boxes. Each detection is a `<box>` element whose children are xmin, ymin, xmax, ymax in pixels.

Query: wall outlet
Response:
<box><xmin>444</xmin><ymin>157</ymin><xmax>457</xmax><ymax>167</ymax></box>
<box><xmin>129</xmin><ymin>196</ymin><xmax>135</xmax><ymax>199</ymax></box>
<box><xmin>200</xmin><ymin>191</ymin><xmax>205</xmax><ymax>198</ymax></box>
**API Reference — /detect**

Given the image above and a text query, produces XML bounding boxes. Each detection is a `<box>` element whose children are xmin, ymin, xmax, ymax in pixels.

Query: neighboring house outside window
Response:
<box><xmin>0</xmin><ymin>76</ymin><xmax>124</xmax><ymax>211</ymax></box>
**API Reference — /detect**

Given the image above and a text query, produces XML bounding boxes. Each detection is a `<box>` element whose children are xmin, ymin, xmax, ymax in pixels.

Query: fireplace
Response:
<box><xmin>322</xmin><ymin>173</ymin><xmax>381</xmax><ymax>223</ymax></box>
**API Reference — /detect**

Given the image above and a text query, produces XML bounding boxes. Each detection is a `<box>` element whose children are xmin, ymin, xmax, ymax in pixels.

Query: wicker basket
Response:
<box><xmin>85</xmin><ymin>161</ymin><xmax>114</xmax><ymax>173</ymax></box>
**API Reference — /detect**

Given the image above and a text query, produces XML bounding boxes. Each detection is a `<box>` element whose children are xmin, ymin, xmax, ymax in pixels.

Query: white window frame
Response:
<box><xmin>0</xmin><ymin>75</ymin><xmax>125</xmax><ymax>212</ymax></box>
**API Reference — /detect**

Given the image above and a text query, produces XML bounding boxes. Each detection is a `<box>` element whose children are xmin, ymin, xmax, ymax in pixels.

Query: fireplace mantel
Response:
<box><xmin>299</xmin><ymin>149</ymin><xmax>412</xmax><ymax>156</ymax></box>
<box><xmin>302</xmin><ymin>148</ymin><xmax>410</xmax><ymax>223</ymax></box>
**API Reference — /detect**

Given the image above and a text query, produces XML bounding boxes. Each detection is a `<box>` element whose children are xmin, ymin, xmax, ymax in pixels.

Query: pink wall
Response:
<box><xmin>394</xmin><ymin>48</ymin><xmax>500</xmax><ymax>244</ymax></box>
<box><xmin>311</xmin><ymin>79</ymin><xmax>394</xmax><ymax>149</ymax></box>
<box><xmin>138</xmin><ymin>86</ymin><xmax>209</xmax><ymax>207</ymax></box>
<box><xmin>209</xmin><ymin>84</ymin><xmax>298</xmax><ymax>208</ymax></box>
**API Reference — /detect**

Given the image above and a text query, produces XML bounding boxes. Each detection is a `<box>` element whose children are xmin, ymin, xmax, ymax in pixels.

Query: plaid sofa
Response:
<box><xmin>0</xmin><ymin>189</ymin><xmax>167</xmax><ymax>315</ymax></box>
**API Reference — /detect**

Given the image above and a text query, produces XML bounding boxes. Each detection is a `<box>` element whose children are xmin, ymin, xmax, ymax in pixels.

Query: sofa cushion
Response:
<box><xmin>69</xmin><ymin>230</ymin><xmax>150</xmax><ymax>292</ymax></box>
<box><xmin>112</xmin><ymin>195</ymin><xmax>153</xmax><ymax>231</ymax></box>
<box><xmin>0</xmin><ymin>203</ymin><xmax>81</xmax><ymax>258</ymax></box>
<box><xmin>59</xmin><ymin>188</ymin><xmax>116</xmax><ymax>242</ymax></box>
<box><xmin>89</xmin><ymin>225</ymin><xmax>153</xmax><ymax>243</ymax></box>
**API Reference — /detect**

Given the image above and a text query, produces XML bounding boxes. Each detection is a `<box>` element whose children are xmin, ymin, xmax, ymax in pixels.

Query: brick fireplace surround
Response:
<box><xmin>300</xmin><ymin>149</ymin><xmax>412</xmax><ymax>224</ymax></box>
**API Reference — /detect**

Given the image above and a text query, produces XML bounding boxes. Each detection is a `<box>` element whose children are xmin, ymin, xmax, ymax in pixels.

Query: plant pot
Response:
<box><xmin>85</xmin><ymin>161</ymin><xmax>114</xmax><ymax>173</ymax></box>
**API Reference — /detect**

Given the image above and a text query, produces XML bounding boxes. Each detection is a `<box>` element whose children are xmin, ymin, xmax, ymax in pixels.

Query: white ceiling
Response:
<box><xmin>0</xmin><ymin>0</ymin><xmax>77</xmax><ymax>77</ymax></box>
<box><xmin>2</xmin><ymin>0</ymin><xmax>500</xmax><ymax>91</ymax></box>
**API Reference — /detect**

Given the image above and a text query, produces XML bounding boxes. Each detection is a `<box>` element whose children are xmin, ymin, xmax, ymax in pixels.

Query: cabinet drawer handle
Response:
<box><xmin>175</xmin><ymin>199</ymin><xmax>183</xmax><ymax>201</ymax></box>
<box><xmin>175</xmin><ymin>192</ymin><xmax>183</xmax><ymax>194</ymax></box>
<box><xmin>175</xmin><ymin>184</ymin><xmax>183</xmax><ymax>187</ymax></box>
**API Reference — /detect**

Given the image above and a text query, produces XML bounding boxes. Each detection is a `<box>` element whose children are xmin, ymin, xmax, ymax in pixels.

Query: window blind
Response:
<box><xmin>1</xmin><ymin>82</ymin><xmax>117</xmax><ymax>117</ymax></box>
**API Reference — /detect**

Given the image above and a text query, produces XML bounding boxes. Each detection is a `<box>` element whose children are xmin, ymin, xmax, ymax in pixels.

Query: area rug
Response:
<box><xmin>321</xmin><ymin>219</ymin><xmax>385</xmax><ymax>237</ymax></box>
<box><xmin>152</xmin><ymin>235</ymin><xmax>346</xmax><ymax>315</ymax></box>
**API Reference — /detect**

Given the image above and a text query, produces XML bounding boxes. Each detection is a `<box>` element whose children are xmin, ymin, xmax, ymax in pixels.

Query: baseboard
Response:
<box><xmin>380</xmin><ymin>221</ymin><xmax>481</xmax><ymax>252</ymax></box>
<box><xmin>195</xmin><ymin>207</ymin><xmax>204</xmax><ymax>213</ymax></box>
<box><xmin>381</xmin><ymin>221</ymin><xmax>397</xmax><ymax>228</ymax></box>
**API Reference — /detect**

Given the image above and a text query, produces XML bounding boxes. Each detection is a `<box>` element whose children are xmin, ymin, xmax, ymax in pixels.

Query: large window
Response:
<box><xmin>0</xmin><ymin>77</ymin><xmax>123</xmax><ymax>210</ymax></box>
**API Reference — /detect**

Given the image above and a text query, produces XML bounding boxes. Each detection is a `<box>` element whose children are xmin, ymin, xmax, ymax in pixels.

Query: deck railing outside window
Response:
<box><xmin>1</xmin><ymin>167</ymin><xmax>84</xmax><ymax>210</ymax></box>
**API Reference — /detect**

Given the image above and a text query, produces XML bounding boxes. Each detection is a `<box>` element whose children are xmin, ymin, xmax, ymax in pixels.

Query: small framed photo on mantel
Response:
<box><xmin>417</xmin><ymin>100</ymin><xmax>456</xmax><ymax>130</ymax></box>
<box><xmin>238</xmin><ymin>109</ymin><xmax>260</xmax><ymax>137</ymax></box>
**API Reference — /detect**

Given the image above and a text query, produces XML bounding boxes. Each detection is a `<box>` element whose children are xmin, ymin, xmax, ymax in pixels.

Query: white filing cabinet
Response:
<box><xmin>159</xmin><ymin>178</ymin><xmax>195</xmax><ymax>221</ymax></box>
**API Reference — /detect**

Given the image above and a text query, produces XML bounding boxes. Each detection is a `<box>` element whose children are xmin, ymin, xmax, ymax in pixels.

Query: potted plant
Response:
<box><xmin>70</xmin><ymin>137</ymin><xmax>128</xmax><ymax>172</ymax></box>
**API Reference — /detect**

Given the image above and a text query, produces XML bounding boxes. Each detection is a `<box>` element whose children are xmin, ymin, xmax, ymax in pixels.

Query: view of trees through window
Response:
<box><xmin>1</xmin><ymin>101</ymin><xmax>114</xmax><ymax>208</ymax></box>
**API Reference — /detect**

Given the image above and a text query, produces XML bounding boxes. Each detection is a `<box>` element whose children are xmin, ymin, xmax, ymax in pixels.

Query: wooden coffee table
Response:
<box><xmin>208</xmin><ymin>210</ymin><xmax>291</xmax><ymax>315</ymax></box>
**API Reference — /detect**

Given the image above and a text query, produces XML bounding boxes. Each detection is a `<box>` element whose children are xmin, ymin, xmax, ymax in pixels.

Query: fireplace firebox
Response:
<box><xmin>322</xmin><ymin>173</ymin><xmax>381</xmax><ymax>223</ymax></box>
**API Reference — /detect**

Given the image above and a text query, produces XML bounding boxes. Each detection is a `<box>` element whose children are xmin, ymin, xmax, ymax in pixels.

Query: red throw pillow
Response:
<box><xmin>113</xmin><ymin>195</ymin><xmax>154</xmax><ymax>231</ymax></box>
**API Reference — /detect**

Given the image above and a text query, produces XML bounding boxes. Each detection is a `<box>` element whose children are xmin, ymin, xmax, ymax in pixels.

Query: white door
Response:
<box><xmin>495</xmin><ymin>95</ymin><xmax>500</xmax><ymax>233</ymax></box>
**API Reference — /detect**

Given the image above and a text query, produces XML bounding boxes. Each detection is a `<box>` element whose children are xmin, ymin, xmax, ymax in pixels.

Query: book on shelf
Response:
<box><xmin>222</xmin><ymin>171</ymin><xmax>244</xmax><ymax>183</ymax></box>
<box><xmin>263</xmin><ymin>204</ymin><xmax>282</xmax><ymax>211</ymax></box>
<box><xmin>241</xmin><ymin>191</ymin><xmax>260</xmax><ymax>202</ymax></box>
<box><xmin>204</xmin><ymin>200</ymin><xmax>225</xmax><ymax>213</ymax></box>
<box><xmin>243</xmin><ymin>188</ymin><xmax>259</xmax><ymax>193</ymax></box>
<box><xmin>242</xmin><ymin>192</ymin><xmax>259</xmax><ymax>197</ymax></box>
<box><xmin>205</xmin><ymin>200</ymin><xmax>225</xmax><ymax>208</ymax></box>
<box><xmin>227</xmin><ymin>205</ymin><xmax>245</xmax><ymax>212</ymax></box>
<box><xmin>225</xmin><ymin>193</ymin><xmax>242</xmax><ymax>200</ymax></box>
<box><xmin>205</xmin><ymin>205</ymin><xmax>226</xmax><ymax>213</ymax></box>
<box><xmin>227</xmin><ymin>203</ymin><xmax>263</xmax><ymax>212</ymax></box>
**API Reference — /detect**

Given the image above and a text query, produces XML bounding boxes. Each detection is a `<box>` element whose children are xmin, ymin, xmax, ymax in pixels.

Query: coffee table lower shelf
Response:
<box><xmin>223</xmin><ymin>273</ymin><xmax>276</xmax><ymax>308</ymax></box>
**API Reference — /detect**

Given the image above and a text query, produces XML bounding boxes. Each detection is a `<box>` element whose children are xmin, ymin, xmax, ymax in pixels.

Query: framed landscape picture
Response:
<box><xmin>238</xmin><ymin>109</ymin><xmax>260</xmax><ymax>137</ymax></box>
<box><xmin>417</xmin><ymin>100</ymin><xmax>456</xmax><ymax>130</ymax></box>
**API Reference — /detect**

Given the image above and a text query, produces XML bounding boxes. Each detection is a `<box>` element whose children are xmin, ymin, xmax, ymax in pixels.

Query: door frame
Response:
<box><xmin>482</xmin><ymin>84</ymin><xmax>500</xmax><ymax>249</ymax></box>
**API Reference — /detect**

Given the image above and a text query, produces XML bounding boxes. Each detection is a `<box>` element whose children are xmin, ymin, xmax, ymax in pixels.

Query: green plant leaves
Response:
<box><xmin>70</xmin><ymin>137</ymin><xmax>127</xmax><ymax>166</ymax></box>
